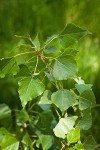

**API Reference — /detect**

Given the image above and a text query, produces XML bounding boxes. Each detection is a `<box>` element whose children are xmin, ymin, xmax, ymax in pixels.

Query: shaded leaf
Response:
<box><xmin>79</xmin><ymin>90</ymin><xmax>96</xmax><ymax>110</ymax></box>
<box><xmin>36</xmin><ymin>110</ymin><xmax>53</xmax><ymax>131</ymax></box>
<box><xmin>0</xmin><ymin>58</ymin><xmax>19</xmax><ymax>78</ymax></box>
<box><xmin>83</xmin><ymin>135</ymin><xmax>98</xmax><ymax>150</ymax></box>
<box><xmin>45</xmin><ymin>72</ymin><xmax>53</xmax><ymax>81</ymax></box>
<box><xmin>53</xmin><ymin>116</ymin><xmax>78</xmax><ymax>138</ymax></box>
<box><xmin>18</xmin><ymin>77</ymin><xmax>45</xmax><ymax>108</ymax></box>
<box><xmin>77</xmin><ymin>109</ymin><xmax>92</xmax><ymax>130</ymax></box>
<box><xmin>53</xmin><ymin>55</ymin><xmax>77</xmax><ymax>80</ymax></box>
<box><xmin>16</xmin><ymin>109</ymin><xmax>30</xmax><ymax>126</ymax></box>
<box><xmin>51</xmin><ymin>89</ymin><xmax>76</xmax><ymax>111</ymax></box>
<box><xmin>16</xmin><ymin>65</ymin><xmax>30</xmax><ymax>78</ymax></box>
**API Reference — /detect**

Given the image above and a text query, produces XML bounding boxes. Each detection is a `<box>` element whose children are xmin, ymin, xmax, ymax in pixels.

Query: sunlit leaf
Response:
<box><xmin>74</xmin><ymin>142</ymin><xmax>84</xmax><ymax>150</ymax></box>
<box><xmin>53</xmin><ymin>55</ymin><xmax>77</xmax><ymax>80</ymax></box>
<box><xmin>75</xmin><ymin>84</ymin><xmax>92</xmax><ymax>94</ymax></box>
<box><xmin>39</xmin><ymin>90</ymin><xmax>52</xmax><ymax>104</ymax></box>
<box><xmin>53</xmin><ymin>116</ymin><xmax>78</xmax><ymax>138</ymax></box>
<box><xmin>67</xmin><ymin>128</ymin><xmax>80</xmax><ymax>144</ymax></box>
<box><xmin>62</xmin><ymin>23</ymin><xmax>90</xmax><ymax>40</ymax></box>
<box><xmin>77</xmin><ymin>109</ymin><xmax>92</xmax><ymax>130</ymax></box>
<box><xmin>0</xmin><ymin>58</ymin><xmax>19</xmax><ymax>78</ymax></box>
<box><xmin>0</xmin><ymin>104</ymin><xmax>11</xmax><ymax>120</ymax></box>
<box><xmin>22</xmin><ymin>132</ymin><xmax>32</xmax><ymax>147</ymax></box>
<box><xmin>44</xmin><ymin>45</ymin><xmax>60</xmax><ymax>58</ymax></box>
<box><xmin>32</xmin><ymin>34</ymin><xmax>40</xmax><ymax>51</ymax></box>
<box><xmin>45</xmin><ymin>34</ymin><xmax>58</xmax><ymax>45</ymax></box>
<box><xmin>51</xmin><ymin>89</ymin><xmax>76</xmax><ymax>111</ymax></box>
<box><xmin>18</xmin><ymin>77</ymin><xmax>45</xmax><ymax>108</ymax></box>
<box><xmin>0</xmin><ymin>128</ymin><xmax>19</xmax><ymax>150</ymax></box>
<box><xmin>39</xmin><ymin>135</ymin><xmax>53</xmax><ymax>150</ymax></box>
<box><xmin>38</xmin><ymin>90</ymin><xmax>52</xmax><ymax>110</ymax></box>
<box><xmin>58</xmin><ymin>35</ymin><xmax>77</xmax><ymax>48</ymax></box>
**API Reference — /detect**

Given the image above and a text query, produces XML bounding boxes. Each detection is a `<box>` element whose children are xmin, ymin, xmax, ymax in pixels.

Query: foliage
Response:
<box><xmin>0</xmin><ymin>24</ymin><xmax>99</xmax><ymax>149</ymax></box>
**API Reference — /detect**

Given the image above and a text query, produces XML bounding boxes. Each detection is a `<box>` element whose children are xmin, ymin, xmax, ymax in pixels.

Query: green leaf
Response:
<box><xmin>77</xmin><ymin>109</ymin><xmax>92</xmax><ymax>130</ymax></box>
<box><xmin>0</xmin><ymin>128</ymin><xmax>19</xmax><ymax>150</ymax></box>
<box><xmin>67</xmin><ymin>128</ymin><xmax>80</xmax><ymax>144</ymax></box>
<box><xmin>16</xmin><ymin>65</ymin><xmax>30</xmax><ymax>78</ymax></box>
<box><xmin>36</xmin><ymin>110</ymin><xmax>53</xmax><ymax>130</ymax></box>
<box><xmin>22</xmin><ymin>132</ymin><xmax>32</xmax><ymax>147</ymax></box>
<box><xmin>62</xmin><ymin>23</ymin><xmax>89</xmax><ymax>40</ymax></box>
<box><xmin>74</xmin><ymin>142</ymin><xmax>84</xmax><ymax>150</ymax></box>
<box><xmin>15</xmin><ymin>52</ymin><xmax>36</xmax><ymax>66</ymax></box>
<box><xmin>45</xmin><ymin>45</ymin><xmax>58</xmax><ymax>54</ymax></box>
<box><xmin>53</xmin><ymin>116</ymin><xmax>78</xmax><ymax>139</ymax></box>
<box><xmin>53</xmin><ymin>55</ymin><xmax>77</xmax><ymax>80</ymax></box>
<box><xmin>79</xmin><ymin>90</ymin><xmax>96</xmax><ymax>110</ymax></box>
<box><xmin>32</xmin><ymin>34</ymin><xmax>40</xmax><ymax>51</ymax></box>
<box><xmin>38</xmin><ymin>90</ymin><xmax>52</xmax><ymax>110</ymax></box>
<box><xmin>75</xmin><ymin>84</ymin><xmax>92</xmax><ymax>94</ymax></box>
<box><xmin>58</xmin><ymin>35</ymin><xmax>77</xmax><ymax>49</ymax></box>
<box><xmin>39</xmin><ymin>135</ymin><xmax>53</xmax><ymax>150</ymax></box>
<box><xmin>0</xmin><ymin>104</ymin><xmax>11</xmax><ymax>120</ymax></box>
<box><xmin>18</xmin><ymin>77</ymin><xmax>45</xmax><ymax>108</ymax></box>
<box><xmin>51</xmin><ymin>89</ymin><xmax>76</xmax><ymax>111</ymax></box>
<box><xmin>39</xmin><ymin>90</ymin><xmax>52</xmax><ymax>104</ymax></box>
<box><xmin>44</xmin><ymin>45</ymin><xmax>60</xmax><ymax>57</ymax></box>
<box><xmin>16</xmin><ymin>109</ymin><xmax>30</xmax><ymax>126</ymax></box>
<box><xmin>0</xmin><ymin>58</ymin><xmax>19</xmax><ymax>78</ymax></box>
<box><xmin>45</xmin><ymin>34</ymin><xmax>58</xmax><ymax>45</ymax></box>
<box><xmin>83</xmin><ymin>135</ymin><xmax>98</xmax><ymax>150</ymax></box>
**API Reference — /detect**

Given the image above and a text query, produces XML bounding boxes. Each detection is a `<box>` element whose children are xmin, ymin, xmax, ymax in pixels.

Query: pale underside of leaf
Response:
<box><xmin>53</xmin><ymin>116</ymin><xmax>78</xmax><ymax>139</ymax></box>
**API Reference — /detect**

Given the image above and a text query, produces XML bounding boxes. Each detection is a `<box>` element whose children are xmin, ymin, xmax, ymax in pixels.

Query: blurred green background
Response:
<box><xmin>0</xmin><ymin>0</ymin><xmax>100</xmax><ymax>143</ymax></box>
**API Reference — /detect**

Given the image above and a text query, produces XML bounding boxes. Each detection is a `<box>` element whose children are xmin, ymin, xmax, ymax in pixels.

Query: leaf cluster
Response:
<box><xmin>0</xmin><ymin>24</ymin><xmax>98</xmax><ymax>150</ymax></box>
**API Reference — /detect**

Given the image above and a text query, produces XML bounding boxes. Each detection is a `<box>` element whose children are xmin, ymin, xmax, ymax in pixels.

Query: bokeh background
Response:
<box><xmin>0</xmin><ymin>0</ymin><xmax>100</xmax><ymax>143</ymax></box>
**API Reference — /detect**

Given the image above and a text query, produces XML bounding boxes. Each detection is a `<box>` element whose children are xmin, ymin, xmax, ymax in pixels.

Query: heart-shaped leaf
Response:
<box><xmin>79</xmin><ymin>90</ymin><xmax>96</xmax><ymax>110</ymax></box>
<box><xmin>18</xmin><ymin>77</ymin><xmax>45</xmax><ymax>108</ymax></box>
<box><xmin>67</xmin><ymin>128</ymin><xmax>80</xmax><ymax>144</ymax></box>
<box><xmin>53</xmin><ymin>116</ymin><xmax>78</xmax><ymax>138</ymax></box>
<box><xmin>0</xmin><ymin>128</ymin><xmax>19</xmax><ymax>150</ymax></box>
<box><xmin>53</xmin><ymin>55</ymin><xmax>77</xmax><ymax>80</ymax></box>
<box><xmin>0</xmin><ymin>58</ymin><xmax>19</xmax><ymax>78</ymax></box>
<box><xmin>51</xmin><ymin>89</ymin><xmax>76</xmax><ymax>111</ymax></box>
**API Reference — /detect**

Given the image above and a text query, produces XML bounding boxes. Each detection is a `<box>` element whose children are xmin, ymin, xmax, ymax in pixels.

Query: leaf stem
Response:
<box><xmin>14</xmin><ymin>51</ymin><xmax>35</xmax><ymax>57</ymax></box>
<box><xmin>33</xmin><ymin>56</ymin><xmax>38</xmax><ymax>74</ymax></box>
